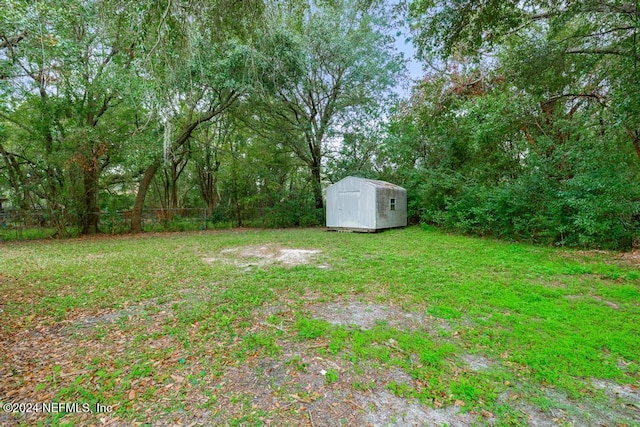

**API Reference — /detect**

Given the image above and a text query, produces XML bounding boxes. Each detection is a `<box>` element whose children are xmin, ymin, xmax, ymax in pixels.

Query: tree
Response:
<box><xmin>0</xmin><ymin>0</ymin><xmax>142</xmax><ymax>235</ymax></box>
<box><xmin>128</xmin><ymin>0</ymin><xmax>266</xmax><ymax>233</ymax></box>
<box><xmin>392</xmin><ymin>0</ymin><xmax>640</xmax><ymax>248</ymax></box>
<box><xmin>256</xmin><ymin>0</ymin><xmax>404</xmax><ymax>209</ymax></box>
<box><xmin>409</xmin><ymin>0</ymin><xmax>640</xmax><ymax>158</ymax></box>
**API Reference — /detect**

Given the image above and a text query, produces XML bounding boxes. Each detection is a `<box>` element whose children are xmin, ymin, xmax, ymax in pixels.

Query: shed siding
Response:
<box><xmin>375</xmin><ymin>186</ymin><xmax>407</xmax><ymax>229</ymax></box>
<box><xmin>326</xmin><ymin>178</ymin><xmax>376</xmax><ymax>229</ymax></box>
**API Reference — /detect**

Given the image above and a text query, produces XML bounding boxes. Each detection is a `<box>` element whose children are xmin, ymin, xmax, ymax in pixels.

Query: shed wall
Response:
<box><xmin>326</xmin><ymin>178</ymin><xmax>376</xmax><ymax>229</ymax></box>
<box><xmin>375</xmin><ymin>186</ymin><xmax>407</xmax><ymax>229</ymax></box>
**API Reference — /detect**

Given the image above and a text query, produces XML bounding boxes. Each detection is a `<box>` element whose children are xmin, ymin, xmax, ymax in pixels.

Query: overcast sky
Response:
<box><xmin>393</xmin><ymin>25</ymin><xmax>423</xmax><ymax>97</ymax></box>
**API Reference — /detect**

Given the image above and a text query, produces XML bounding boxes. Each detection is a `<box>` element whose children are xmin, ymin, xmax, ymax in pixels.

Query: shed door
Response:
<box><xmin>337</xmin><ymin>191</ymin><xmax>360</xmax><ymax>228</ymax></box>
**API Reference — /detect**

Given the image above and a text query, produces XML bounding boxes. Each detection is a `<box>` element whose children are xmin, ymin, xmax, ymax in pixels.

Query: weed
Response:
<box><xmin>351</xmin><ymin>380</ymin><xmax>376</xmax><ymax>392</ymax></box>
<box><xmin>295</xmin><ymin>317</ymin><xmax>330</xmax><ymax>339</ymax></box>
<box><xmin>285</xmin><ymin>355</ymin><xmax>308</xmax><ymax>373</ymax></box>
<box><xmin>324</xmin><ymin>368</ymin><xmax>339</xmax><ymax>384</ymax></box>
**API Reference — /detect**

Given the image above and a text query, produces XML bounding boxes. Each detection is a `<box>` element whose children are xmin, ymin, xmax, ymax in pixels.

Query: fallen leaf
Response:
<box><xmin>481</xmin><ymin>409</ymin><xmax>494</xmax><ymax>418</ymax></box>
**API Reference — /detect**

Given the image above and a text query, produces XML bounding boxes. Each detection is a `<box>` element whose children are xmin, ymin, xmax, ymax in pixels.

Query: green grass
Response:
<box><xmin>0</xmin><ymin>226</ymin><xmax>638</xmax><ymax>426</ymax></box>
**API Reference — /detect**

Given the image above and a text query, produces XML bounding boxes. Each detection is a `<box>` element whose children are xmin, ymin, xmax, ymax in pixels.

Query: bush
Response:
<box><xmin>412</xmin><ymin>157</ymin><xmax>640</xmax><ymax>250</ymax></box>
<box><xmin>262</xmin><ymin>195</ymin><xmax>323</xmax><ymax>228</ymax></box>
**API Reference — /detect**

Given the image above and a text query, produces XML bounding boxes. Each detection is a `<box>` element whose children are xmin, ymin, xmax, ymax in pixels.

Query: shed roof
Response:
<box><xmin>338</xmin><ymin>176</ymin><xmax>405</xmax><ymax>190</ymax></box>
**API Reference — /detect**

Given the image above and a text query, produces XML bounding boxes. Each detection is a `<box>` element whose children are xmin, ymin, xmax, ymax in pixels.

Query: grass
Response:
<box><xmin>0</xmin><ymin>226</ymin><xmax>639</xmax><ymax>426</ymax></box>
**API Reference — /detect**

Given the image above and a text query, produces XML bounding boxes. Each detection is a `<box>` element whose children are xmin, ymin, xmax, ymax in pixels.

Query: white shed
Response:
<box><xmin>326</xmin><ymin>176</ymin><xmax>407</xmax><ymax>231</ymax></box>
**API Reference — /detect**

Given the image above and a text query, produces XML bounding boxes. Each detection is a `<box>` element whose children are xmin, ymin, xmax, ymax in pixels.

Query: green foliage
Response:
<box><xmin>396</xmin><ymin>0</ymin><xmax>640</xmax><ymax>250</ymax></box>
<box><xmin>296</xmin><ymin>318</ymin><xmax>330</xmax><ymax>339</ymax></box>
<box><xmin>262</xmin><ymin>197</ymin><xmax>323</xmax><ymax>228</ymax></box>
<box><xmin>383</xmin><ymin>48</ymin><xmax>640</xmax><ymax>249</ymax></box>
<box><xmin>324</xmin><ymin>368</ymin><xmax>339</xmax><ymax>385</ymax></box>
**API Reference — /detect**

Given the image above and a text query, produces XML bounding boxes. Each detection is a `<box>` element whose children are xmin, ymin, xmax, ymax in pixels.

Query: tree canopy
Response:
<box><xmin>1</xmin><ymin>0</ymin><xmax>638</xmax><ymax>248</ymax></box>
<box><xmin>392</xmin><ymin>0</ymin><xmax>640</xmax><ymax>248</ymax></box>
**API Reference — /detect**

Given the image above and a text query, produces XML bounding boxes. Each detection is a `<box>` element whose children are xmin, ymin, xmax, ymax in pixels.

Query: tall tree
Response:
<box><xmin>128</xmin><ymin>0</ymin><xmax>265</xmax><ymax>233</ymax></box>
<box><xmin>394</xmin><ymin>0</ymin><xmax>640</xmax><ymax>248</ymax></box>
<box><xmin>0</xmin><ymin>0</ymin><xmax>142</xmax><ymax>235</ymax></box>
<box><xmin>256</xmin><ymin>0</ymin><xmax>404</xmax><ymax>209</ymax></box>
<box><xmin>409</xmin><ymin>0</ymin><xmax>640</xmax><ymax>157</ymax></box>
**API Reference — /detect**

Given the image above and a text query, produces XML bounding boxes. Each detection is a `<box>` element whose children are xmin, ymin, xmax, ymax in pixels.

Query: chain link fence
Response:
<box><xmin>0</xmin><ymin>208</ymin><xmax>215</xmax><ymax>240</ymax></box>
<box><xmin>0</xmin><ymin>203</ymin><xmax>324</xmax><ymax>240</ymax></box>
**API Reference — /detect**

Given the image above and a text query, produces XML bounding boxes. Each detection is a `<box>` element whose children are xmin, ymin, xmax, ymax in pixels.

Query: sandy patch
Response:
<box><xmin>564</xmin><ymin>294</ymin><xmax>621</xmax><ymax>310</ymax></box>
<box><xmin>592</xmin><ymin>379</ymin><xmax>640</xmax><ymax>406</ymax></box>
<box><xmin>618</xmin><ymin>250</ymin><xmax>640</xmax><ymax>266</ymax></box>
<box><xmin>591</xmin><ymin>295</ymin><xmax>620</xmax><ymax>310</ymax></box>
<box><xmin>203</xmin><ymin>245</ymin><xmax>321</xmax><ymax>268</ymax></box>
<box><xmin>209</xmin><ymin>339</ymin><xmax>480</xmax><ymax>427</ymax></box>
<box><xmin>498</xmin><ymin>384</ymin><xmax>640</xmax><ymax>427</ymax></box>
<box><xmin>307</xmin><ymin>300</ymin><xmax>451</xmax><ymax>333</ymax></box>
<box><xmin>356</xmin><ymin>391</ymin><xmax>477</xmax><ymax>427</ymax></box>
<box><xmin>461</xmin><ymin>354</ymin><xmax>494</xmax><ymax>372</ymax></box>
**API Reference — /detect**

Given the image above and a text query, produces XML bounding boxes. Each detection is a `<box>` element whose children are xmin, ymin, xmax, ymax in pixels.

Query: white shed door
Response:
<box><xmin>337</xmin><ymin>191</ymin><xmax>360</xmax><ymax>228</ymax></box>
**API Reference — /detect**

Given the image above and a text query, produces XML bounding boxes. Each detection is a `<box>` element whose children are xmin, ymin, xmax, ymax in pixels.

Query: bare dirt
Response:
<box><xmin>205</xmin><ymin>338</ymin><xmax>482</xmax><ymax>427</ymax></box>
<box><xmin>618</xmin><ymin>250</ymin><xmax>640</xmax><ymax>267</ymax></box>
<box><xmin>307</xmin><ymin>300</ymin><xmax>451</xmax><ymax>334</ymax></box>
<box><xmin>461</xmin><ymin>354</ymin><xmax>493</xmax><ymax>372</ymax></box>
<box><xmin>498</xmin><ymin>383</ymin><xmax>640</xmax><ymax>427</ymax></box>
<box><xmin>203</xmin><ymin>245</ymin><xmax>322</xmax><ymax>268</ymax></box>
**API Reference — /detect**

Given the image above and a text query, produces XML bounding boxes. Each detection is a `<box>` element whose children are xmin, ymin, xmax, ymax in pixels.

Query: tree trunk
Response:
<box><xmin>170</xmin><ymin>163</ymin><xmax>179</xmax><ymax>209</ymax></box>
<box><xmin>0</xmin><ymin>144</ymin><xmax>33</xmax><ymax>215</ymax></box>
<box><xmin>627</xmin><ymin>128</ymin><xmax>640</xmax><ymax>159</ymax></box>
<box><xmin>205</xmin><ymin>171</ymin><xmax>219</xmax><ymax>216</ymax></box>
<box><xmin>81</xmin><ymin>161</ymin><xmax>100</xmax><ymax>235</ymax></box>
<box><xmin>130</xmin><ymin>161</ymin><xmax>160</xmax><ymax>233</ymax></box>
<box><xmin>311</xmin><ymin>161</ymin><xmax>323</xmax><ymax>210</ymax></box>
<box><xmin>198</xmin><ymin>157</ymin><xmax>221</xmax><ymax>216</ymax></box>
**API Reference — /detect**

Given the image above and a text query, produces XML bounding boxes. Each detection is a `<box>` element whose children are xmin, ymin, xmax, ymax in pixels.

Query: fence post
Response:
<box><xmin>203</xmin><ymin>207</ymin><xmax>207</xmax><ymax>230</ymax></box>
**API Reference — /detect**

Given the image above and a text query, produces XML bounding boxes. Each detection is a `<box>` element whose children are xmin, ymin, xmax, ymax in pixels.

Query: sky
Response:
<box><xmin>393</xmin><ymin>25</ymin><xmax>424</xmax><ymax>97</ymax></box>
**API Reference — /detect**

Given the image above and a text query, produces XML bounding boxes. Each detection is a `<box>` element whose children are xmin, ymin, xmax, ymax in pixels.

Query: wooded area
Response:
<box><xmin>1</xmin><ymin>0</ymin><xmax>639</xmax><ymax>249</ymax></box>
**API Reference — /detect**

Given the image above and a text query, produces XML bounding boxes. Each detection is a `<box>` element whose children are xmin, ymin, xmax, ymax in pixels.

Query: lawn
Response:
<box><xmin>0</xmin><ymin>226</ymin><xmax>639</xmax><ymax>426</ymax></box>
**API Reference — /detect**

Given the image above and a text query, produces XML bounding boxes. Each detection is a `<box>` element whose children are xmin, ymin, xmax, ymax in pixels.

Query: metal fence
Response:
<box><xmin>0</xmin><ymin>208</ymin><xmax>215</xmax><ymax>239</ymax></box>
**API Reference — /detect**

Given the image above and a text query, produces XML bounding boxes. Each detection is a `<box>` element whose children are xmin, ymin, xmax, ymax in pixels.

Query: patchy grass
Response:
<box><xmin>0</xmin><ymin>226</ymin><xmax>639</xmax><ymax>426</ymax></box>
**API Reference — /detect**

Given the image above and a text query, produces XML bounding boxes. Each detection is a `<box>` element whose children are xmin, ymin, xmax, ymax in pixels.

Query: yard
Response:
<box><xmin>0</xmin><ymin>226</ymin><xmax>639</xmax><ymax>426</ymax></box>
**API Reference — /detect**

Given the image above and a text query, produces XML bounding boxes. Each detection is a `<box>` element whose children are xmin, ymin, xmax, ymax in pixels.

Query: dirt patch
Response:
<box><xmin>498</xmin><ymin>384</ymin><xmax>640</xmax><ymax>427</ymax></box>
<box><xmin>592</xmin><ymin>379</ymin><xmax>640</xmax><ymax>406</ymax></box>
<box><xmin>564</xmin><ymin>294</ymin><xmax>621</xmax><ymax>310</ymax></box>
<box><xmin>66</xmin><ymin>293</ymin><xmax>194</xmax><ymax>332</ymax></box>
<box><xmin>498</xmin><ymin>389</ymin><xmax>569</xmax><ymax>427</ymax></box>
<box><xmin>356</xmin><ymin>391</ymin><xmax>477</xmax><ymax>427</ymax></box>
<box><xmin>307</xmin><ymin>300</ymin><xmax>450</xmax><ymax>333</ymax></box>
<box><xmin>618</xmin><ymin>250</ymin><xmax>640</xmax><ymax>266</ymax></box>
<box><xmin>591</xmin><ymin>295</ymin><xmax>620</xmax><ymax>310</ymax></box>
<box><xmin>208</xmin><ymin>340</ymin><xmax>359</xmax><ymax>425</ymax></box>
<box><xmin>461</xmin><ymin>354</ymin><xmax>494</xmax><ymax>372</ymax></box>
<box><xmin>203</xmin><ymin>245</ymin><xmax>321</xmax><ymax>268</ymax></box>
<box><xmin>208</xmin><ymin>338</ymin><xmax>481</xmax><ymax>427</ymax></box>
<box><xmin>70</xmin><ymin>307</ymin><xmax>145</xmax><ymax>330</ymax></box>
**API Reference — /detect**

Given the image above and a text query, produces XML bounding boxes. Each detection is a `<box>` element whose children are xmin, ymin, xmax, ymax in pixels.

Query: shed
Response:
<box><xmin>326</xmin><ymin>176</ymin><xmax>407</xmax><ymax>232</ymax></box>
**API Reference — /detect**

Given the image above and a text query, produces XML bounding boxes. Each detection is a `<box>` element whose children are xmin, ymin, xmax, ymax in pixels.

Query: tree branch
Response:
<box><xmin>0</xmin><ymin>112</ymin><xmax>35</xmax><ymax>135</ymax></box>
<box><xmin>0</xmin><ymin>32</ymin><xmax>26</xmax><ymax>49</ymax></box>
<box><xmin>565</xmin><ymin>47</ymin><xmax>640</xmax><ymax>59</ymax></box>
